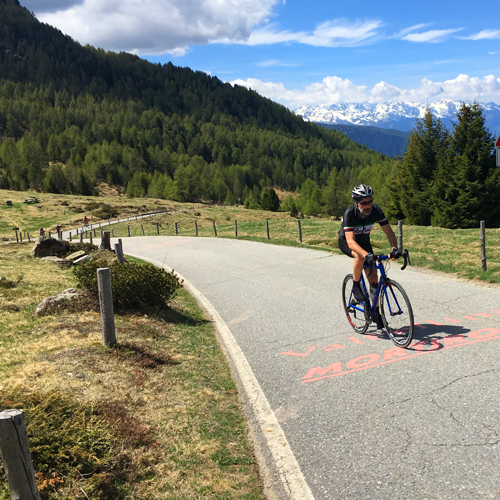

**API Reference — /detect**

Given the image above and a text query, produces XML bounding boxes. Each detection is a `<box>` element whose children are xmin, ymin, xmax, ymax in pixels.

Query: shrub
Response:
<box><xmin>73</xmin><ymin>260</ymin><xmax>183</xmax><ymax>310</ymax></box>
<box><xmin>0</xmin><ymin>389</ymin><xmax>127</xmax><ymax>500</ymax></box>
<box><xmin>92</xmin><ymin>203</ymin><xmax>115</xmax><ymax>219</ymax></box>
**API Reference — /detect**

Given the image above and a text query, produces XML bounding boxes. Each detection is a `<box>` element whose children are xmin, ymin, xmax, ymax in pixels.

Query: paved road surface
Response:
<box><xmin>120</xmin><ymin>236</ymin><xmax>500</xmax><ymax>499</ymax></box>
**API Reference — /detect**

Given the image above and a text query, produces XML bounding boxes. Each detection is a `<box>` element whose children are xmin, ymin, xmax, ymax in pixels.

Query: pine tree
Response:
<box><xmin>434</xmin><ymin>102</ymin><xmax>498</xmax><ymax>228</ymax></box>
<box><xmin>389</xmin><ymin>109</ymin><xmax>448</xmax><ymax>225</ymax></box>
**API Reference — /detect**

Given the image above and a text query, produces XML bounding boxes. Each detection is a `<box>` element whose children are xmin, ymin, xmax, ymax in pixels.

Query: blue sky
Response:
<box><xmin>22</xmin><ymin>0</ymin><xmax>500</xmax><ymax>109</ymax></box>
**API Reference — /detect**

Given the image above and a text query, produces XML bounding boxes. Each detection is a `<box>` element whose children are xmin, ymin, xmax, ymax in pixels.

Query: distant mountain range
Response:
<box><xmin>294</xmin><ymin>99</ymin><xmax>500</xmax><ymax>157</ymax></box>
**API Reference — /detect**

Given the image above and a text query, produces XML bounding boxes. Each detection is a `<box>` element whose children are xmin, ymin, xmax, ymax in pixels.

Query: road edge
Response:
<box><xmin>127</xmin><ymin>251</ymin><xmax>314</xmax><ymax>500</ymax></box>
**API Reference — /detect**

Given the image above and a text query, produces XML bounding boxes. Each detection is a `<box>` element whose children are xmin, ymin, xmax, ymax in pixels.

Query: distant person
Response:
<box><xmin>39</xmin><ymin>227</ymin><xmax>45</xmax><ymax>237</ymax></box>
<box><xmin>338</xmin><ymin>184</ymin><xmax>400</xmax><ymax>329</ymax></box>
<box><xmin>83</xmin><ymin>215</ymin><xmax>89</xmax><ymax>226</ymax></box>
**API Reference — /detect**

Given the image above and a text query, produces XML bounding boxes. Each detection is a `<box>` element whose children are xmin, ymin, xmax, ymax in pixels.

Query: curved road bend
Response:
<box><xmin>119</xmin><ymin>236</ymin><xmax>500</xmax><ymax>500</ymax></box>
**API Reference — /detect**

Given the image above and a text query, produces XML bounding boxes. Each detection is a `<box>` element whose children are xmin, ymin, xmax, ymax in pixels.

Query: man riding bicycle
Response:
<box><xmin>338</xmin><ymin>184</ymin><xmax>400</xmax><ymax>329</ymax></box>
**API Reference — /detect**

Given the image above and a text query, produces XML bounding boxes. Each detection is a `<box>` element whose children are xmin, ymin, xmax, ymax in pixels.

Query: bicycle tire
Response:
<box><xmin>342</xmin><ymin>274</ymin><xmax>369</xmax><ymax>334</ymax></box>
<box><xmin>380</xmin><ymin>279</ymin><xmax>414</xmax><ymax>348</ymax></box>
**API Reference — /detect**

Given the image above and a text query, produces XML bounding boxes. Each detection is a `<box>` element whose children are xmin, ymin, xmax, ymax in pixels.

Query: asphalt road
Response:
<box><xmin>120</xmin><ymin>236</ymin><xmax>500</xmax><ymax>500</ymax></box>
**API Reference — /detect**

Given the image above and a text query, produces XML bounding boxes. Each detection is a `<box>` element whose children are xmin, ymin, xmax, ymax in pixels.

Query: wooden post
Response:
<box><xmin>480</xmin><ymin>220</ymin><xmax>487</xmax><ymax>271</ymax></box>
<box><xmin>398</xmin><ymin>220</ymin><xmax>403</xmax><ymax>252</ymax></box>
<box><xmin>100</xmin><ymin>231</ymin><xmax>111</xmax><ymax>251</ymax></box>
<box><xmin>156</xmin><ymin>223</ymin><xmax>160</xmax><ymax>235</ymax></box>
<box><xmin>19</xmin><ymin>233</ymin><xmax>22</xmax><ymax>243</ymax></box>
<box><xmin>127</xmin><ymin>225</ymin><xmax>130</xmax><ymax>237</ymax></box>
<box><xmin>97</xmin><ymin>268</ymin><xmax>116</xmax><ymax>346</ymax></box>
<box><xmin>234</xmin><ymin>220</ymin><xmax>237</xmax><ymax>237</ymax></box>
<box><xmin>213</xmin><ymin>220</ymin><xmax>217</xmax><ymax>236</ymax></box>
<box><xmin>141</xmin><ymin>225</ymin><xmax>145</xmax><ymax>236</ymax></box>
<box><xmin>266</xmin><ymin>219</ymin><xmax>270</xmax><ymax>240</ymax></box>
<box><xmin>69</xmin><ymin>232</ymin><xmax>72</xmax><ymax>242</ymax></box>
<box><xmin>0</xmin><ymin>410</ymin><xmax>41</xmax><ymax>500</ymax></box>
<box><xmin>298</xmin><ymin>219</ymin><xmax>302</xmax><ymax>242</ymax></box>
<box><xmin>114</xmin><ymin>243</ymin><xmax>125</xmax><ymax>264</ymax></box>
<box><xmin>80</xmin><ymin>231</ymin><xmax>83</xmax><ymax>243</ymax></box>
<box><xmin>195</xmin><ymin>221</ymin><xmax>198</xmax><ymax>236</ymax></box>
<box><xmin>111</xmin><ymin>229</ymin><xmax>114</xmax><ymax>238</ymax></box>
<box><xmin>14</xmin><ymin>228</ymin><xmax>19</xmax><ymax>243</ymax></box>
<box><xmin>89</xmin><ymin>232</ymin><xmax>93</xmax><ymax>244</ymax></box>
<box><xmin>27</xmin><ymin>233</ymin><xmax>31</xmax><ymax>242</ymax></box>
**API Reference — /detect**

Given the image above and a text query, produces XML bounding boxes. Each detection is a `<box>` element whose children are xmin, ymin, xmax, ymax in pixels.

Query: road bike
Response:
<box><xmin>342</xmin><ymin>250</ymin><xmax>414</xmax><ymax>348</ymax></box>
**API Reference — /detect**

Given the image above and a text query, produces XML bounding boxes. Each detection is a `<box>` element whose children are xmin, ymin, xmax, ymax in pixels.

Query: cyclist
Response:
<box><xmin>83</xmin><ymin>216</ymin><xmax>89</xmax><ymax>226</ymax></box>
<box><xmin>338</xmin><ymin>184</ymin><xmax>400</xmax><ymax>328</ymax></box>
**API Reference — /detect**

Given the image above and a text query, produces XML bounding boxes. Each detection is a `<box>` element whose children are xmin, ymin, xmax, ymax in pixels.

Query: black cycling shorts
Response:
<box><xmin>338</xmin><ymin>237</ymin><xmax>373</xmax><ymax>258</ymax></box>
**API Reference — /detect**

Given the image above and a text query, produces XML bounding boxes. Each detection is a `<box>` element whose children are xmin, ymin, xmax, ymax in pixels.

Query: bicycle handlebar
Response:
<box><xmin>367</xmin><ymin>249</ymin><xmax>411</xmax><ymax>273</ymax></box>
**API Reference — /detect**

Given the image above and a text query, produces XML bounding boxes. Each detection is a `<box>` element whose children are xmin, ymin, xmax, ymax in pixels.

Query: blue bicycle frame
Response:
<box><xmin>343</xmin><ymin>250</ymin><xmax>414</xmax><ymax>347</ymax></box>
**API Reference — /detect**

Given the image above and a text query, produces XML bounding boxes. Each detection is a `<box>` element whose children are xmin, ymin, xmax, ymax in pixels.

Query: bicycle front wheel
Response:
<box><xmin>342</xmin><ymin>274</ymin><xmax>369</xmax><ymax>334</ymax></box>
<box><xmin>380</xmin><ymin>279</ymin><xmax>414</xmax><ymax>348</ymax></box>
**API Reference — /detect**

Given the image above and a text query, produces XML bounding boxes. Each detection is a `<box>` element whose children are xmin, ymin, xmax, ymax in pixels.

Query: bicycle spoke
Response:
<box><xmin>342</xmin><ymin>274</ymin><xmax>369</xmax><ymax>334</ymax></box>
<box><xmin>380</xmin><ymin>280</ymin><xmax>414</xmax><ymax>348</ymax></box>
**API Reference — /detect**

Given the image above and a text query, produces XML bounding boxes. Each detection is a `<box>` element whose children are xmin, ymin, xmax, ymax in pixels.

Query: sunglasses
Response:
<box><xmin>358</xmin><ymin>199</ymin><xmax>373</xmax><ymax>206</ymax></box>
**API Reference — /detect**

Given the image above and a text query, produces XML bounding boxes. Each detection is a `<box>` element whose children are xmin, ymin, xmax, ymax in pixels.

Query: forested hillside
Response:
<box><xmin>0</xmin><ymin>0</ymin><xmax>395</xmax><ymax>217</ymax></box>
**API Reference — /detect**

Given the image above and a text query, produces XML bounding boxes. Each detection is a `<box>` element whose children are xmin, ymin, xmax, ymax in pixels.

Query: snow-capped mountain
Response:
<box><xmin>295</xmin><ymin>99</ymin><xmax>500</xmax><ymax>134</ymax></box>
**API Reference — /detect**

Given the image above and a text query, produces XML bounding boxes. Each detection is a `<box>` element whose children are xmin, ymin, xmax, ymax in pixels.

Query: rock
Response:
<box><xmin>30</xmin><ymin>237</ymin><xmax>70</xmax><ymax>258</ymax></box>
<box><xmin>65</xmin><ymin>250</ymin><xmax>86</xmax><ymax>262</ymax></box>
<box><xmin>35</xmin><ymin>288</ymin><xmax>82</xmax><ymax>316</ymax></box>
<box><xmin>73</xmin><ymin>255</ymin><xmax>92</xmax><ymax>265</ymax></box>
<box><xmin>41</xmin><ymin>256</ymin><xmax>72</xmax><ymax>268</ymax></box>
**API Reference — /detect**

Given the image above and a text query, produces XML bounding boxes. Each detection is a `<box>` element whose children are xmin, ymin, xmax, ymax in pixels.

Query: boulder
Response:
<box><xmin>65</xmin><ymin>250</ymin><xmax>86</xmax><ymax>262</ymax></box>
<box><xmin>73</xmin><ymin>255</ymin><xmax>92</xmax><ymax>265</ymax></box>
<box><xmin>35</xmin><ymin>288</ymin><xmax>82</xmax><ymax>316</ymax></box>
<box><xmin>41</xmin><ymin>256</ymin><xmax>72</xmax><ymax>268</ymax></box>
<box><xmin>30</xmin><ymin>237</ymin><xmax>70</xmax><ymax>258</ymax></box>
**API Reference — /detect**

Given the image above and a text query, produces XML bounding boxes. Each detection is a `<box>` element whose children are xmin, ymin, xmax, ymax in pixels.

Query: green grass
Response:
<box><xmin>91</xmin><ymin>210</ymin><xmax>500</xmax><ymax>284</ymax></box>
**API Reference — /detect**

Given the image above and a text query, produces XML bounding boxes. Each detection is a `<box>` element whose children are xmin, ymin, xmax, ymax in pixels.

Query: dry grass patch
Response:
<box><xmin>0</xmin><ymin>244</ymin><xmax>262</xmax><ymax>499</ymax></box>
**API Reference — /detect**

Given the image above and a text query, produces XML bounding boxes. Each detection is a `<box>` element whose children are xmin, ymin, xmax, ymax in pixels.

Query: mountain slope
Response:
<box><xmin>0</xmin><ymin>0</ymin><xmax>394</xmax><ymax>206</ymax></box>
<box><xmin>319</xmin><ymin>124</ymin><xmax>410</xmax><ymax>157</ymax></box>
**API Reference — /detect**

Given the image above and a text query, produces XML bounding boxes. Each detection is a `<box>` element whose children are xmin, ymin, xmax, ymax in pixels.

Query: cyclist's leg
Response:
<box><xmin>339</xmin><ymin>238</ymin><xmax>365</xmax><ymax>300</ymax></box>
<box><xmin>338</xmin><ymin>237</ymin><xmax>367</xmax><ymax>280</ymax></box>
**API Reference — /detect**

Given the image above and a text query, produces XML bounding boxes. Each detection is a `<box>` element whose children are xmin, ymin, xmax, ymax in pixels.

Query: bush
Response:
<box><xmin>0</xmin><ymin>389</ymin><xmax>127</xmax><ymax>500</ymax></box>
<box><xmin>73</xmin><ymin>260</ymin><xmax>183</xmax><ymax>310</ymax></box>
<box><xmin>92</xmin><ymin>203</ymin><xmax>115</xmax><ymax>219</ymax></box>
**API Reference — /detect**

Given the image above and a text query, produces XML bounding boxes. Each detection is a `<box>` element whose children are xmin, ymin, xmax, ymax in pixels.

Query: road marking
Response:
<box><xmin>302</xmin><ymin>328</ymin><xmax>500</xmax><ymax>383</ymax></box>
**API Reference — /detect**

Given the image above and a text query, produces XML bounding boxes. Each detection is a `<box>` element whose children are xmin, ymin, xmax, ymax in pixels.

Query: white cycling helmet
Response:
<box><xmin>351</xmin><ymin>184</ymin><xmax>373</xmax><ymax>201</ymax></box>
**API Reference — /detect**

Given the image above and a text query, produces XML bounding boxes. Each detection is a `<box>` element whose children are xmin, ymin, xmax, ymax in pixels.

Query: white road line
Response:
<box><xmin>128</xmin><ymin>251</ymin><xmax>314</xmax><ymax>500</ymax></box>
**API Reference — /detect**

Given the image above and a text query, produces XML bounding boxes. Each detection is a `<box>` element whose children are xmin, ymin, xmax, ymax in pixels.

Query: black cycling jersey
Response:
<box><xmin>338</xmin><ymin>204</ymin><xmax>389</xmax><ymax>244</ymax></box>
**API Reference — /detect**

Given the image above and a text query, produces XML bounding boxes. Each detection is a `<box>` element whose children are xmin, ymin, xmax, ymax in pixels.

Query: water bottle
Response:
<box><xmin>370</xmin><ymin>283</ymin><xmax>377</xmax><ymax>302</ymax></box>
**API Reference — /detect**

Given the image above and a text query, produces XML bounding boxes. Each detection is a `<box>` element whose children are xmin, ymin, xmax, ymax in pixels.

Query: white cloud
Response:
<box><xmin>402</xmin><ymin>28</ymin><xmax>463</xmax><ymax>43</ymax></box>
<box><xmin>231</xmin><ymin>74</ymin><xmax>500</xmax><ymax>108</ymax></box>
<box><xmin>460</xmin><ymin>30</ymin><xmax>500</xmax><ymax>41</ymax></box>
<box><xmin>32</xmin><ymin>0</ymin><xmax>282</xmax><ymax>55</ymax></box>
<box><xmin>246</xmin><ymin>19</ymin><xmax>382</xmax><ymax>47</ymax></box>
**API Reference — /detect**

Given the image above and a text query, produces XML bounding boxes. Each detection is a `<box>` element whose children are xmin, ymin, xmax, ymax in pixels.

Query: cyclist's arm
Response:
<box><xmin>345</xmin><ymin>231</ymin><xmax>369</xmax><ymax>258</ymax></box>
<box><xmin>381</xmin><ymin>224</ymin><xmax>398</xmax><ymax>253</ymax></box>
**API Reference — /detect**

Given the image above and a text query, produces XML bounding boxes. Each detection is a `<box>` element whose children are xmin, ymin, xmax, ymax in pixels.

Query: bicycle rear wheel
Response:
<box><xmin>380</xmin><ymin>279</ymin><xmax>414</xmax><ymax>348</ymax></box>
<box><xmin>342</xmin><ymin>274</ymin><xmax>369</xmax><ymax>334</ymax></box>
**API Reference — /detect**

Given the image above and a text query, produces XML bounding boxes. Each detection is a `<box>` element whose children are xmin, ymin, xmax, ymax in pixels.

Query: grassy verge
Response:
<box><xmin>98</xmin><ymin>207</ymin><xmax>500</xmax><ymax>284</ymax></box>
<box><xmin>2</xmin><ymin>188</ymin><xmax>499</xmax><ymax>284</ymax></box>
<box><xmin>0</xmin><ymin>243</ymin><xmax>262</xmax><ymax>499</ymax></box>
